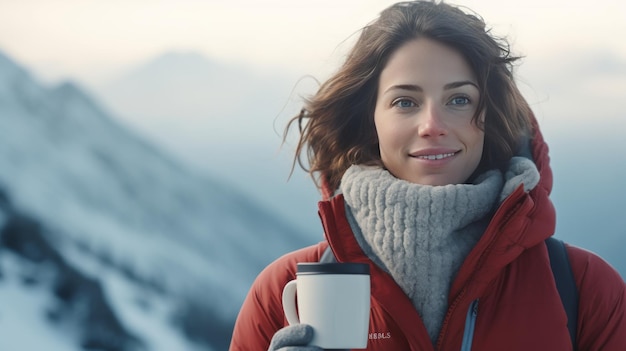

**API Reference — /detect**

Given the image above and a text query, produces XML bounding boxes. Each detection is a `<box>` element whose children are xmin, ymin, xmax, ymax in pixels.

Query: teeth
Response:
<box><xmin>418</xmin><ymin>152</ymin><xmax>455</xmax><ymax>160</ymax></box>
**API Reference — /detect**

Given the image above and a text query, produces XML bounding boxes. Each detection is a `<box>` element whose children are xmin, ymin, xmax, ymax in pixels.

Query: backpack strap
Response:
<box><xmin>545</xmin><ymin>237</ymin><xmax>579</xmax><ymax>349</ymax></box>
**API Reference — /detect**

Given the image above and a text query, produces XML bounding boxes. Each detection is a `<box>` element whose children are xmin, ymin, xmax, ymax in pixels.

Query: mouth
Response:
<box><xmin>410</xmin><ymin>150</ymin><xmax>460</xmax><ymax>160</ymax></box>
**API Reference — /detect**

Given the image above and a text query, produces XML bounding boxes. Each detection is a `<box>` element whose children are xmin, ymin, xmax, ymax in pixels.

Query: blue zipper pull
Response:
<box><xmin>460</xmin><ymin>299</ymin><xmax>479</xmax><ymax>351</ymax></box>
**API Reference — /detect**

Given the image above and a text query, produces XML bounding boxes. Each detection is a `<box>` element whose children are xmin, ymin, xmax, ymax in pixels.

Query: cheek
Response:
<box><xmin>375</xmin><ymin>121</ymin><xmax>404</xmax><ymax>155</ymax></box>
<box><xmin>473</xmin><ymin>127</ymin><xmax>485</xmax><ymax>147</ymax></box>
<box><xmin>375</xmin><ymin>112</ymin><xmax>408</xmax><ymax>142</ymax></box>
<box><xmin>464</xmin><ymin>118</ymin><xmax>485</xmax><ymax>145</ymax></box>
<box><xmin>374</xmin><ymin>117</ymin><xmax>396</xmax><ymax>166</ymax></box>
<box><xmin>470</xmin><ymin>129</ymin><xmax>485</xmax><ymax>162</ymax></box>
<box><xmin>374</xmin><ymin>115</ymin><xmax>387</xmax><ymax>147</ymax></box>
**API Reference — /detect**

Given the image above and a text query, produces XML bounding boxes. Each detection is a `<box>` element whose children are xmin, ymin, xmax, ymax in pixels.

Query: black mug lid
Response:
<box><xmin>296</xmin><ymin>262</ymin><xmax>370</xmax><ymax>275</ymax></box>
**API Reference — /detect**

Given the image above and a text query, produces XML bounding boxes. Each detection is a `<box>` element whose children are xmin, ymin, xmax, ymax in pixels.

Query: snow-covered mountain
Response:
<box><xmin>0</xmin><ymin>50</ymin><xmax>316</xmax><ymax>350</ymax></box>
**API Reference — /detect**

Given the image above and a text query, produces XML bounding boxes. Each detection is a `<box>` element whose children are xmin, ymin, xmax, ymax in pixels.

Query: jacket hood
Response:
<box><xmin>526</xmin><ymin>118</ymin><xmax>553</xmax><ymax>200</ymax></box>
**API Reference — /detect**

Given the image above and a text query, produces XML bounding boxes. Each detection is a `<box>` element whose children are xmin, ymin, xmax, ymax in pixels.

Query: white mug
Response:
<box><xmin>282</xmin><ymin>262</ymin><xmax>371</xmax><ymax>349</ymax></box>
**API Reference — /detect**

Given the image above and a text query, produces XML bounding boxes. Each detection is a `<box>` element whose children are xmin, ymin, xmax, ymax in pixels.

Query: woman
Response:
<box><xmin>230</xmin><ymin>1</ymin><xmax>626</xmax><ymax>350</ymax></box>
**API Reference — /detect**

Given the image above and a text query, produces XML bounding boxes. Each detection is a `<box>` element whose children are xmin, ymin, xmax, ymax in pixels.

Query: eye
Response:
<box><xmin>391</xmin><ymin>98</ymin><xmax>417</xmax><ymax>109</ymax></box>
<box><xmin>448</xmin><ymin>96</ymin><xmax>471</xmax><ymax>106</ymax></box>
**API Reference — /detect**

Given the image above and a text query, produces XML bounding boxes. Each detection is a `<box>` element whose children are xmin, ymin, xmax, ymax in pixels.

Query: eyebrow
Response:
<box><xmin>444</xmin><ymin>80</ymin><xmax>478</xmax><ymax>90</ymax></box>
<box><xmin>383</xmin><ymin>80</ymin><xmax>478</xmax><ymax>94</ymax></box>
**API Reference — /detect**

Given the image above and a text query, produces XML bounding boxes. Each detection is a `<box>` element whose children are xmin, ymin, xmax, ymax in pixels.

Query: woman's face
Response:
<box><xmin>374</xmin><ymin>38</ymin><xmax>485</xmax><ymax>186</ymax></box>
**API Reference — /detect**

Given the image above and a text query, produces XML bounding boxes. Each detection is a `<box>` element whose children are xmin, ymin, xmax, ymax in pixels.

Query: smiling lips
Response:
<box><xmin>416</xmin><ymin>152</ymin><xmax>457</xmax><ymax>160</ymax></box>
<box><xmin>410</xmin><ymin>150</ymin><xmax>460</xmax><ymax>161</ymax></box>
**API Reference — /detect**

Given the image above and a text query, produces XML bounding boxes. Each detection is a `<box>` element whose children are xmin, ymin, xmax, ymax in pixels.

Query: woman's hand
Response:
<box><xmin>267</xmin><ymin>324</ymin><xmax>323</xmax><ymax>351</ymax></box>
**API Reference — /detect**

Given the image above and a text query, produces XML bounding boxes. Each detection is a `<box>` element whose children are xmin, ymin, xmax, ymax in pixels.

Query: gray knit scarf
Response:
<box><xmin>340</xmin><ymin>157</ymin><xmax>540</xmax><ymax>344</ymax></box>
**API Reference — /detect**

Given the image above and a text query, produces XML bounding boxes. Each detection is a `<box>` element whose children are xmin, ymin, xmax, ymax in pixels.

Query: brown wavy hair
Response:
<box><xmin>284</xmin><ymin>0</ymin><xmax>533</xmax><ymax>195</ymax></box>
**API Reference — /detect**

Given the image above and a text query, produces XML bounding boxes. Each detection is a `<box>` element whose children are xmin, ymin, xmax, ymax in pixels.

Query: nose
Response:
<box><xmin>418</xmin><ymin>103</ymin><xmax>448</xmax><ymax>137</ymax></box>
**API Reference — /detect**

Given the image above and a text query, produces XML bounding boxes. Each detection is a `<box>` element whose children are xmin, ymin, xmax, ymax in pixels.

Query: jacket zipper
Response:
<box><xmin>436</xmin><ymin>188</ymin><xmax>527</xmax><ymax>350</ymax></box>
<box><xmin>460</xmin><ymin>299</ymin><xmax>479</xmax><ymax>351</ymax></box>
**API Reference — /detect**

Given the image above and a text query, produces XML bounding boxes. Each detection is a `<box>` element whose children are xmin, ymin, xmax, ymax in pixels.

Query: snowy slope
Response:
<box><xmin>0</xmin><ymin>50</ymin><xmax>316</xmax><ymax>350</ymax></box>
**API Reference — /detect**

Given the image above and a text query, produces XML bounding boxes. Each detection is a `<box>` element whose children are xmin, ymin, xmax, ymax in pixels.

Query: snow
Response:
<box><xmin>0</xmin><ymin>252</ymin><xmax>81</xmax><ymax>351</ymax></box>
<box><xmin>65</xmin><ymin>245</ymin><xmax>212</xmax><ymax>351</ymax></box>
<box><xmin>0</xmin><ymin>247</ymin><xmax>212</xmax><ymax>351</ymax></box>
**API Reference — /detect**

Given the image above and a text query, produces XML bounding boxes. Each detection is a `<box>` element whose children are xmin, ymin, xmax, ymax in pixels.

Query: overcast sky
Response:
<box><xmin>1</xmin><ymin>0</ymin><xmax>625</xmax><ymax>85</ymax></box>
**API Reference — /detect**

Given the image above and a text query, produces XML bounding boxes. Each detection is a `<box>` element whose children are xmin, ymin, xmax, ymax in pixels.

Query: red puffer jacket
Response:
<box><xmin>230</xmin><ymin>124</ymin><xmax>626</xmax><ymax>350</ymax></box>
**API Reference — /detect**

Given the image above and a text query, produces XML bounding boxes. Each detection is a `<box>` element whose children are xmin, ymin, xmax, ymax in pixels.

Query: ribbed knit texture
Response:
<box><xmin>340</xmin><ymin>157</ymin><xmax>540</xmax><ymax>344</ymax></box>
